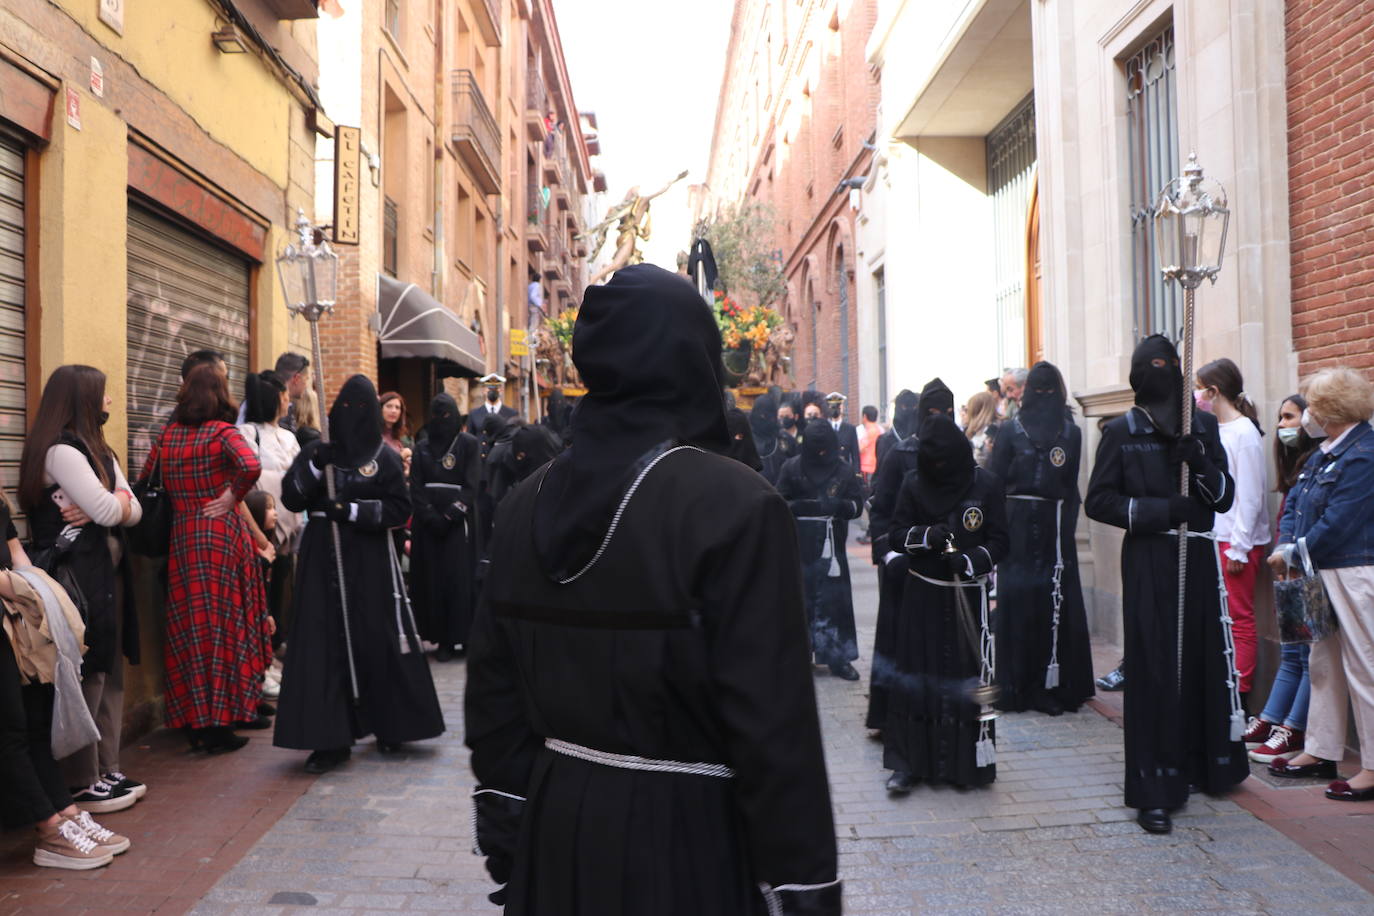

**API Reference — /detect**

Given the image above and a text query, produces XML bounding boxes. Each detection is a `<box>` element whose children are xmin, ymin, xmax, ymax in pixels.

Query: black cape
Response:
<box><xmin>885</xmin><ymin>425</ymin><xmax>1008</xmax><ymax>787</ymax></box>
<box><xmin>775</xmin><ymin>430</ymin><xmax>864</xmax><ymax>668</ymax></box>
<box><xmin>273</xmin><ymin>444</ymin><xmax>445</xmax><ymax>749</ymax></box>
<box><xmin>1085</xmin><ymin>406</ymin><xmax>1247</xmax><ymax>809</ymax></box>
<box><xmin>864</xmin><ymin>433</ymin><xmax>918</xmax><ymax>729</ymax></box>
<box><xmin>467</xmin><ymin>449</ymin><xmax>839</xmax><ymax>915</ymax></box>
<box><xmin>988</xmin><ymin>416</ymin><xmax>1093</xmax><ymax>712</ymax></box>
<box><xmin>409</xmin><ymin>426</ymin><xmax>483</xmax><ymax>650</ymax></box>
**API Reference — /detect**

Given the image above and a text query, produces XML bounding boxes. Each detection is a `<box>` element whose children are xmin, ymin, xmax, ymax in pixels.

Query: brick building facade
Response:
<box><xmin>1286</xmin><ymin>0</ymin><xmax>1374</xmax><ymax>376</ymax></box>
<box><xmin>703</xmin><ymin>0</ymin><xmax>879</xmax><ymax>402</ymax></box>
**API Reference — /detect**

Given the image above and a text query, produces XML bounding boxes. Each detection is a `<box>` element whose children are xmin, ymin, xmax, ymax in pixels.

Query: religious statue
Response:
<box><xmin>583</xmin><ymin>170</ymin><xmax>688</xmax><ymax>286</ymax></box>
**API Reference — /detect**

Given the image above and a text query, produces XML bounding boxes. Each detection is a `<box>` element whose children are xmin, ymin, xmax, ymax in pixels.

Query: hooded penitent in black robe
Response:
<box><xmin>873</xmin><ymin>388</ymin><xmax>918</xmax><ymax>480</ymax></box>
<box><xmin>884</xmin><ymin>415</ymin><xmax>1008</xmax><ymax>788</ymax></box>
<box><xmin>724</xmin><ymin>407</ymin><xmax>763</xmax><ymax>471</ymax></box>
<box><xmin>465</xmin><ymin>264</ymin><xmax>840</xmax><ymax>916</ymax></box>
<box><xmin>273</xmin><ymin>375</ymin><xmax>445</xmax><ymax>752</ymax></box>
<box><xmin>988</xmin><ymin>362</ymin><xmax>1094</xmax><ymax>715</ymax></box>
<box><xmin>748</xmin><ymin>394</ymin><xmax>788</xmax><ymax>485</ymax></box>
<box><xmin>1084</xmin><ymin>335</ymin><xmax>1248</xmax><ymax>812</ymax></box>
<box><xmin>506</xmin><ymin>423</ymin><xmax>563</xmax><ymax>483</ymax></box>
<box><xmin>776</xmin><ymin>420</ymin><xmax>864</xmax><ymax>670</ymax></box>
<box><xmin>409</xmin><ymin>393</ymin><xmax>483</xmax><ymax>654</ymax></box>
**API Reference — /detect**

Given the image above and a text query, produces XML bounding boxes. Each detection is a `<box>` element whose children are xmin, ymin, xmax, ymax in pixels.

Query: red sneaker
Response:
<box><xmin>1241</xmin><ymin>716</ymin><xmax>1274</xmax><ymax>750</ymax></box>
<box><xmin>1249</xmin><ymin>725</ymin><xmax>1303</xmax><ymax>764</ymax></box>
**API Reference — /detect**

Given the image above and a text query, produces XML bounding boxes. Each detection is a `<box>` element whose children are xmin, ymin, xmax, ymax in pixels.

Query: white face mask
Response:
<box><xmin>1301</xmin><ymin>408</ymin><xmax>1327</xmax><ymax>440</ymax></box>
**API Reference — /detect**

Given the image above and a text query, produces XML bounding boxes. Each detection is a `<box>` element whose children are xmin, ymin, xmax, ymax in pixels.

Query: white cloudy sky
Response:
<box><xmin>552</xmin><ymin>0</ymin><xmax>735</xmax><ymax>270</ymax></box>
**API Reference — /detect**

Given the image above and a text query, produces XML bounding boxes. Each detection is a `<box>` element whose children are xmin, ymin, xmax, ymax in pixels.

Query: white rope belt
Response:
<box><xmin>1163</xmin><ymin>528</ymin><xmax>1245</xmax><ymax>742</ymax></box>
<box><xmin>909</xmin><ymin>570</ymin><xmax>997</xmax><ymax>766</ymax></box>
<box><xmin>1008</xmin><ymin>495</ymin><xmax>1066</xmax><ymax>689</ymax></box>
<box><xmin>544</xmin><ymin>738</ymin><xmax>736</xmax><ymax>779</ymax></box>
<box><xmin>797</xmin><ymin>516</ymin><xmax>842</xmax><ymax>577</ymax></box>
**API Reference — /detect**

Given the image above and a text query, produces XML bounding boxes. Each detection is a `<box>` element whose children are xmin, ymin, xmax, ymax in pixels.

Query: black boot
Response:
<box><xmin>1136</xmin><ymin>808</ymin><xmax>1171</xmax><ymax>834</ymax></box>
<box><xmin>829</xmin><ymin>662</ymin><xmax>861</xmax><ymax>681</ymax></box>
<box><xmin>886</xmin><ymin>771</ymin><xmax>917</xmax><ymax>795</ymax></box>
<box><xmin>435</xmin><ymin>644</ymin><xmax>454</xmax><ymax>662</ymax></box>
<box><xmin>200</xmin><ymin>727</ymin><xmax>249</xmax><ymax>755</ymax></box>
<box><xmin>304</xmin><ymin>747</ymin><xmax>352</xmax><ymax>774</ymax></box>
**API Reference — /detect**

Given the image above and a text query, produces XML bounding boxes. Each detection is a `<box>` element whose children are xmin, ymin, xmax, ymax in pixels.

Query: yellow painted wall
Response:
<box><xmin>58</xmin><ymin>0</ymin><xmax>294</xmax><ymax>188</ymax></box>
<box><xmin>36</xmin><ymin>91</ymin><xmax>131</xmax><ymax>465</ymax></box>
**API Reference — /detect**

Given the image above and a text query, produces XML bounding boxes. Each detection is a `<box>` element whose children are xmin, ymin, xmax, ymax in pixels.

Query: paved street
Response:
<box><xmin>180</xmin><ymin>532</ymin><xmax>1374</xmax><ymax>915</ymax></box>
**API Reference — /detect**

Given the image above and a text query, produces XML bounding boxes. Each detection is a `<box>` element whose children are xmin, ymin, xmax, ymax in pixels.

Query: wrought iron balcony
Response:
<box><xmin>451</xmin><ymin>70</ymin><xmax>501</xmax><ymax>195</ymax></box>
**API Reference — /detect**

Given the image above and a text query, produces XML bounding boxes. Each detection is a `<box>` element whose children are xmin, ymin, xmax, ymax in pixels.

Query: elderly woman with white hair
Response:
<box><xmin>1267</xmin><ymin>366</ymin><xmax>1374</xmax><ymax>802</ymax></box>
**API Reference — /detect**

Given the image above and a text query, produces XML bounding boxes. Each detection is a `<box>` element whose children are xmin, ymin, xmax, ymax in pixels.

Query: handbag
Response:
<box><xmin>1273</xmin><ymin>537</ymin><xmax>1339</xmax><ymax>644</ymax></box>
<box><xmin>128</xmin><ymin>447</ymin><xmax>172</xmax><ymax>558</ymax></box>
<box><xmin>29</xmin><ymin>527</ymin><xmax>90</xmax><ymax>624</ymax></box>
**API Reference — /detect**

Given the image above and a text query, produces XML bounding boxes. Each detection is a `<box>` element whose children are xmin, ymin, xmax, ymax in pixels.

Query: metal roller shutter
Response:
<box><xmin>0</xmin><ymin>137</ymin><xmax>25</xmax><ymax>511</ymax></box>
<box><xmin>126</xmin><ymin>203</ymin><xmax>251</xmax><ymax>472</ymax></box>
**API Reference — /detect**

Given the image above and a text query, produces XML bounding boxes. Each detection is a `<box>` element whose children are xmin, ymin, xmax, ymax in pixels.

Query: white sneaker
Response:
<box><xmin>71</xmin><ymin>810</ymin><xmax>131</xmax><ymax>855</ymax></box>
<box><xmin>33</xmin><ymin>818</ymin><xmax>114</xmax><ymax>870</ymax></box>
<box><xmin>262</xmin><ymin>676</ymin><xmax>281</xmax><ymax>699</ymax></box>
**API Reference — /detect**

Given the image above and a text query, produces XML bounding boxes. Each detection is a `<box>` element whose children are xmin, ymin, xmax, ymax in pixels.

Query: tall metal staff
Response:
<box><xmin>1153</xmin><ymin>153</ymin><xmax>1230</xmax><ymax>695</ymax></box>
<box><xmin>276</xmin><ymin>210</ymin><xmax>360</xmax><ymax>703</ymax></box>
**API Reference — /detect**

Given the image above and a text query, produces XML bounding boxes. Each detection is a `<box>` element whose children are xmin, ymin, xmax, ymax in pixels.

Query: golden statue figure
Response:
<box><xmin>583</xmin><ymin>170</ymin><xmax>688</xmax><ymax>286</ymax></box>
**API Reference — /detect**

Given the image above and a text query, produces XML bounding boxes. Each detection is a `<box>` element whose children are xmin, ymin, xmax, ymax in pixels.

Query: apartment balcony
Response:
<box><xmin>451</xmin><ymin>70</ymin><xmax>501</xmax><ymax>195</ymax></box>
<box><xmin>526</xmin><ymin>183</ymin><xmax>548</xmax><ymax>253</ymax></box>
<box><xmin>525</xmin><ymin>66</ymin><xmax>548</xmax><ymax>142</ymax></box>
<box><xmin>472</xmin><ymin>0</ymin><xmax>502</xmax><ymax>46</ymax></box>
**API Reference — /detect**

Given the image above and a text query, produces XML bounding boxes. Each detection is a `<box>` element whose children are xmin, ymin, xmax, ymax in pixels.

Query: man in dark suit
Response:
<box><xmin>467</xmin><ymin>373</ymin><xmax>519</xmax><ymax>436</ymax></box>
<box><xmin>826</xmin><ymin>392</ymin><xmax>862</xmax><ymax>475</ymax></box>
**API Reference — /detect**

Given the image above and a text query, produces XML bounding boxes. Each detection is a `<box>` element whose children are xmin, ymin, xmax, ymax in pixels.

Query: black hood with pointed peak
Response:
<box><xmin>329</xmin><ymin>374</ymin><xmax>384</xmax><ymax>467</ymax></box>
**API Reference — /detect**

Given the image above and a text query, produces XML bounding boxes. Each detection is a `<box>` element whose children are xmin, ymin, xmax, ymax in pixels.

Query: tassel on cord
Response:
<box><xmin>387</xmin><ymin>532</ymin><xmax>411</xmax><ymax>654</ymax></box>
<box><xmin>976</xmin><ymin>582</ymin><xmax>997</xmax><ymax>767</ymax></box>
<box><xmin>1045</xmin><ymin>498</ymin><xmax>1065</xmax><ymax>690</ymax></box>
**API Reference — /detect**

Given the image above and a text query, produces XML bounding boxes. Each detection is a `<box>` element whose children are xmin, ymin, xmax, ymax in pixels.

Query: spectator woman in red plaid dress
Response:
<box><xmin>142</xmin><ymin>365</ymin><xmax>270</xmax><ymax>754</ymax></box>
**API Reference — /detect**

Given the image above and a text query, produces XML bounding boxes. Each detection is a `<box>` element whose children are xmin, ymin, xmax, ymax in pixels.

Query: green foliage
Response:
<box><xmin>693</xmin><ymin>201</ymin><xmax>787</xmax><ymax>309</ymax></box>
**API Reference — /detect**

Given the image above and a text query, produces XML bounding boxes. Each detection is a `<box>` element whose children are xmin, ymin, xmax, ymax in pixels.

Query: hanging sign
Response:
<box><xmin>509</xmin><ymin>327</ymin><xmax>529</xmax><ymax>357</ymax></box>
<box><xmin>333</xmin><ymin>125</ymin><xmax>362</xmax><ymax>245</ymax></box>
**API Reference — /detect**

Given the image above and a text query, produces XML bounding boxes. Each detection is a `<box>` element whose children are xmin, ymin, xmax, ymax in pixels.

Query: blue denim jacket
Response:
<box><xmin>1277</xmin><ymin>421</ymin><xmax>1374</xmax><ymax>569</ymax></box>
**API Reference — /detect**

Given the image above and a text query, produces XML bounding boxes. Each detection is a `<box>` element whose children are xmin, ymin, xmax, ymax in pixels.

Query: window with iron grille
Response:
<box><xmin>1125</xmin><ymin>24</ymin><xmax>1180</xmax><ymax>341</ymax></box>
<box><xmin>987</xmin><ymin>93</ymin><xmax>1036</xmax><ymax>372</ymax></box>
<box><xmin>383</xmin><ymin>197</ymin><xmax>399</xmax><ymax>278</ymax></box>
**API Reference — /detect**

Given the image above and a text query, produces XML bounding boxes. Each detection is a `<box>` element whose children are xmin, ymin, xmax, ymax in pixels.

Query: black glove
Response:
<box><xmin>1172</xmin><ymin>435</ymin><xmax>1213</xmax><ymax>473</ymax></box>
<box><xmin>443</xmin><ymin>499</ymin><xmax>469</xmax><ymax>522</ymax></box>
<box><xmin>944</xmin><ymin>551</ymin><xmax>971</xmax><ymax>577</ymax></box>
<box><xmin>791</xmin><ymin>499</ymin><xmax>826</xmax><ymax>516</ymax></box>
<box><xmin>323</xmin><ymin>500</ymin><xmax>351</xmax><ymax>523</ymax></box>
<box><xmin>1168</xmin><ymin>494</ymin><xmax>1209</xmax><ymax>528</ymax></box>
<box><xmin>925</xmin><ymin>524</ymin><xmax>953</xmax><ymax>549</ymax></box>
<box><xmin>310</xmin><ymin>441</ymin><xmax>335</xmax><ymax>471</ymax></box>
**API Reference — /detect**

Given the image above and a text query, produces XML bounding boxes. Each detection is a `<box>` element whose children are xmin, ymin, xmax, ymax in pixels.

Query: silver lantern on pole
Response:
<box><xmin>276</xmin><ymin>209</ymin><xmax>360</xmax><ymax>703</ymax></box>
<box><xmin>1153</xmin><ymin>153</ymin><xmax>1230</xmax><ymax>696</ymax></box>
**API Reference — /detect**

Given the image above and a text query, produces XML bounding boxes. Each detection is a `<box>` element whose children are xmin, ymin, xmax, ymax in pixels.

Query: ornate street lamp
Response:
<box><xmin>275</xmin><ymin>210</ymin><xmax>360</xmax><ymax>700</ymax></box>
<box><xmin>1153</xmin><ymin>154</ymin><xmax>1239</xmax><ymax>738</ymax></box>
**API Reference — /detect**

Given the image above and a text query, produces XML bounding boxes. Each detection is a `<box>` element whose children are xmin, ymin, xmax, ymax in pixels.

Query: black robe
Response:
<box><xmin>775</xmin><ymin>457</ymin><xmax>863</xmax><ymax>667</ymax></box>
<box><xmin>468</xmin><ymin>403</ymin><xmax>518</xmax><ymax>436</ymax></box>
<box><xmin>832</xmin><ymin>420</ymin><xmax>861</xmax><ymax>473</ymax></box>
<box><xmin>409</xmin><ymin>432</ymin><xmax>483</xmax><ymax>650</ymax></box>
<box><xmin>864</xmin><ymin>434</ymin><xmax>918</xmax><ymax>729</ymax></box>
<box><xmin>273</xmin><ymin>445</ymin><xmax>445</xmax><ymax>750</ymax></box>
<box><xmin>885</xmin><ymin>467</ymin><xmax>1008</xmax><ymax>787</ymax></box>
<box><xmin>466</xmin><ymin>448</ymin><xmax>838</xmax><ymax>915</ymax></box>
<box><xmin>1084</xmin><ymin>407</ymin><xmax>1248</xmax><ymax>810</ymax></box>
<box><xmin>988</xmin><ymin>417</ymin><xmax>1094</xmax><ymax>712</ymax></box>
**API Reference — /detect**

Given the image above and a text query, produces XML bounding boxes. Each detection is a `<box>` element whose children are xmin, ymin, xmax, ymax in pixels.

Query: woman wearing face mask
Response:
<box><xmin>1194</xmin><ymin>359</ymin><xmax>1269</xmax><ymax>713</ymax></box>
<box><xmin>1267</xmin><ymin>368</ymin><xmax>1374</xmax><ymax>802</ymax></box>
<box><xmin>1242</xmin><ymin>395</ymin><xmax>1321</xmax><ymax>764</ymax></box>
<box><xmin>18</xmin><ymin>366</ymin><xmax>145</xmax><ymax>812</ymax></box>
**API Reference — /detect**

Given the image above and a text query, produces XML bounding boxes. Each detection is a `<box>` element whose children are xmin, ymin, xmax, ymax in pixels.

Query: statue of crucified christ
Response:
<box><xmin>583</xmin><ymin>169</ymin><xmax>688</xmax><ymax>286</ymax></box>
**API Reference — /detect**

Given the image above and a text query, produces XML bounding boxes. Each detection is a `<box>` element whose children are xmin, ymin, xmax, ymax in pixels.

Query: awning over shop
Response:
<box><xmin>376</xmin><ymin>274</ymin><xmax>485</xmax><ymax>377</ymax></box>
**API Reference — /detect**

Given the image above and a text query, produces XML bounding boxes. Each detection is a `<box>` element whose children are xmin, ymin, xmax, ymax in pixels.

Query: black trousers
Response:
<box><xmin>0</xmin><ymin>627</ymin><xmax>71</xmax><ymax>828</ymax></box>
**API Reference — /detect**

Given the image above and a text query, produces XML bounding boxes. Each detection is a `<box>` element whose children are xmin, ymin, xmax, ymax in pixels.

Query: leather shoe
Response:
<box><xmin>1136</xmin><ymin>808</ymin><xmax>1171</xmax><ymax>834</ymax></box>
<box><xmin>830</xmin><ymin>662</ymin><xmax>861</xmax><ymax>681</ymax></box>
<box><xmin>1096</xmin><ymin>666</ymin><xmax>1125</xmax><ymax>692</ymax></box>
<box><xmin>1269</xmin><ymin>758</ymin><xmax>1337</xmax><ymax>780</ymax></box>
<box><xmin>886</xmin><ymin>771</ymin><xmax>917</xmax><ymax>795</ymax></box>
<box><xmin>304</xmin><ymin>747</ymin><xmax>351</xmax><ymax>774</ymax></box>
<box><xmin>1324</xmin><ymin>780</ymin><xmax>1374</xmax><ymax>802</ymax></box>
<box><xmin>435</xmin><ymin>644</ymin><xmax>454</xmax><ymax>662</ymax></box>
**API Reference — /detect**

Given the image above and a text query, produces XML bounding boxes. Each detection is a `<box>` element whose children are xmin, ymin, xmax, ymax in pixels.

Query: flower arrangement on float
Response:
<box><xmin>713</xmin><ymin>291</ymin><xmax>784</xmax><ymax>385</ymax></box>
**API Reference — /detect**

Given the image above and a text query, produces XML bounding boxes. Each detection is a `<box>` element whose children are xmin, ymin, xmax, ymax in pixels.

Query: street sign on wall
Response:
<box><xmin>509</xmin><ymin>327</ymin><xmax>529</xmax><ymax>357</ymax></box>
<box><xmin>333</xmin><ymin>125</ymin><xmax>361</xmax><ymax>245</ymax></box>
